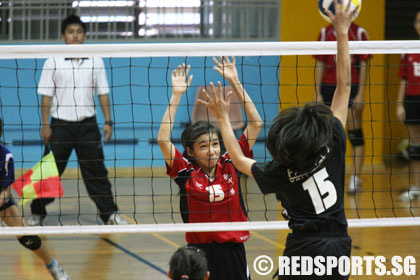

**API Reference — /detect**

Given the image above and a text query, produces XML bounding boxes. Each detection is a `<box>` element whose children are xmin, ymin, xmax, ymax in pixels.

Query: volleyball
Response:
<box><xmin>318</xmin><ymin>0</ymin><xmax>362</xmax><ymax>23</ymax></box>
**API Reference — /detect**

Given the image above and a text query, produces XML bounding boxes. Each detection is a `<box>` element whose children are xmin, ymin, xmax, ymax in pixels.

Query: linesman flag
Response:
<box><xmin>12</xmin><ymin>151</ymin><xmax>63</xmax><ymax>205</ymax></box>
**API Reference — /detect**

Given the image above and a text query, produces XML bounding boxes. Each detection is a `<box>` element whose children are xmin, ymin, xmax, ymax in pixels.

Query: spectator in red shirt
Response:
<box><xmin>314</xmin><ymin>22</ymin><xmax>371</xmax><ymax>194</ymax></box>
<box><xmin>396</xmin><ymin>10</ymin><xmax>420</xmax><ymax>201</ymax></box>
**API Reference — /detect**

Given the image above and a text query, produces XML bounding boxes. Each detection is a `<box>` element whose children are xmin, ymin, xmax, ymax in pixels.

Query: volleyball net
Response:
<box><xmin>0</xmin><ymin>40</ymin><xmax>420</xmax><ymax>235</ymax></box>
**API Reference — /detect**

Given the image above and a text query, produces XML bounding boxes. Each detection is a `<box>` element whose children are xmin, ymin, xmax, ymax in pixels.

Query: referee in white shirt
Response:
<box><xmin>28</xmin><ymin>14</ymin><xmax>128</xmax><ymax>226</ymax></box>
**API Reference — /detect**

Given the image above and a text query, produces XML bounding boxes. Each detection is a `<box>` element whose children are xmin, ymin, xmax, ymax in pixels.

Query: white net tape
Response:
<box><xmin>1</xmin><ymin>218</ymin><xmax>420</xmax><ymax>236</ymax></box>
<box><xmin>0</xmin><ymin>40</ymin><xmax>420</xmax><ymax>59</ymax></box>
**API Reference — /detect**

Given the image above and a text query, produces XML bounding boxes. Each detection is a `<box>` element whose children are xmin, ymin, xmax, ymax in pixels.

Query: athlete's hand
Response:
<box><xmin>197</xmin><ymin>81</ymin><xmax>232</xmax><ymax>121</ymax></box>
<box><xmin>171</xmin><ymin>64</ymin><xmax>193</xmax><ymax>96</ymax></box>
<box><xmin>213</xmin><ymin>56</ymin><xmax>239</xmax><ymax>82</ymax></box>
<box><xmin>41</xmin><ymin>125</ymin><xmax>52</xmax><ymax>143</ymax></box>
<box><xmin>396</xmin><ymin>104</ymin><xmax>405</xmax><ymax>122</ymax></box>
<box><xmin>315</xmin><ymin>91</ymin><xmax>325</xmax><ymax>104</ymax></box>
<box><xmin>326</xmin><ymin>0</ymin><xmax>359</xmax><ymax>34</ymax></box>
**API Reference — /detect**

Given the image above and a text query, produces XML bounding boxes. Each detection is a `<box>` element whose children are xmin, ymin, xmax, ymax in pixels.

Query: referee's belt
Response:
<box><xmin>51</xmin><ymin>116</ymin><xmax>96</xmax><ymax>124</ymax></box>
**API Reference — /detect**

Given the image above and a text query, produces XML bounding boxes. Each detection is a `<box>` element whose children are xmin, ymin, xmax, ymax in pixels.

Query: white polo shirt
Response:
<box><xmin>38</xmin><ymin>57</ymin><xmax>109</xmax><ymax>122</ymax></box>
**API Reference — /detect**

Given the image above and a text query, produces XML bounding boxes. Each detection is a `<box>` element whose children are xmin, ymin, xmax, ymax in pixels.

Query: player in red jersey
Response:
<box><xmin>158</xmin><ymin>58</ymin><xmax>263</xmax><ymax>280</ymax></box>
<box><xmin>200</xmin><ymin>1</ymin><xmax>356</xmax><ymax>279</ymax></box>
<box><xmin>314</xmin><ymin>20</ymin><xmax>371</xmax><ymax>194</ymax></box>
<box><xmin>396</xmin><ymin>10</ymin><xmax>420</xmax><ymax>201</ymax></box>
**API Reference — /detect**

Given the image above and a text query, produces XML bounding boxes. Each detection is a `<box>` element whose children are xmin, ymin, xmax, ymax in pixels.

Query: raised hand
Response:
<box><xmin>325</xmin><ymin>0</ymin><xmax>359</xmax><ymax>33</ymax></box>
<box><xmin>197</xmin><ymin>81</ymin><xmax>232</xmax><ymax>121</ymax></box>
<box><xmin>213</xmin><ymin>56</ymin><xmax>239</xmax><ymax>82</ymax></box>
<box><xmin>171</xmin><ymin>64</ymin><xmax>193</xmax><ymax>96</ymax></box>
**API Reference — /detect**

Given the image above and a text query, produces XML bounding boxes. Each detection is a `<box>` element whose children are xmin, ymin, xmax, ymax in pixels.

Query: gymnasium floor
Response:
<box><xmin>1</xmin><ymin>164</ymin><xmax>419</xmax><ymax>280</ymax></box>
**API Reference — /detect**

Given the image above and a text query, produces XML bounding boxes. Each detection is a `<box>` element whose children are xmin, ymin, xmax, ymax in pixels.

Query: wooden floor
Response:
<box><xmin>1</xmin><ymin>164</ymin><xmax>419</xmax><ymax>280</ymax></box>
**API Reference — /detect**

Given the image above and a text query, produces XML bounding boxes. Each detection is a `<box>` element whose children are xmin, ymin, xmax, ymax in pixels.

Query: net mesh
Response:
<box><xmin>1</xmin><ymin>41</ymin><xmax>420</xmax><ymax>235</ymax></box>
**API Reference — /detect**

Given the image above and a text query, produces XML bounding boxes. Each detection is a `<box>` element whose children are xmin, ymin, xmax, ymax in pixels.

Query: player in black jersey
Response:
<box><xmin>198</xmin><ymin>1</ymin><xmax>357</xmax><ymax>279</ymax></box>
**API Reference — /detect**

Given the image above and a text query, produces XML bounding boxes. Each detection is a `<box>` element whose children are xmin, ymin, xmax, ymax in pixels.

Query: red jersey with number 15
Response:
<box><xmin>314</xmin><ymin>23</ymin><xmax>372</xmax><ymax>85</ymax></box>
<box><xmin>166</xmin><ymin>134</ymin><xmax>252</xmax><ymax>244</ymax></box>
<box><xmin>399</xmin><ymin>53</ymin><xmax>420</xmax><ymax>96</ymax></box>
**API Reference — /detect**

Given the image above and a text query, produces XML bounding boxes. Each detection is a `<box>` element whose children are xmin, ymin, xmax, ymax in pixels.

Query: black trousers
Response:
<box><xmin>191</xmin><ymin>242</ymin><xmax>250</xmax><ymax>280</ymax></box>
<box><xmin>277</xmin><ymin>232</ymin><xmax>352</xmax><ymax>280</ymax></box>
<box><xmin>320</xmin><ymin>84</ymin><xmax>359</xmax><ymax>108</ymax></box>
<box><xmin>30</xmin><ymin>117</ymin><xmax>118</xmax><ymax>222</ymax></box>
<box><xmin>404</xmin><ymin>95</ymin><xmax>420</xmax><ymax>125</ymax></box>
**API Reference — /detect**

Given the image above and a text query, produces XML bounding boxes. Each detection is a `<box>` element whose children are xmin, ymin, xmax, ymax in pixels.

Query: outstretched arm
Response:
<box><xmin>329</xmin><ymin>0</ymin><xmax>357</xmax><ymax>127</ymax></box>
<box><xmin>198</xmin><ymin>82</ymin><xmax>256</xmax><ymax>177</ymax></box>
<box><xmin>157</xmin><ymin>64</ymin><xmax>193</xmax><ymax>168</ymax></box>
<box><xmin>213</xmin><ymin>56</ymin><xmax>263</xmax><ymax>150</ymax></box>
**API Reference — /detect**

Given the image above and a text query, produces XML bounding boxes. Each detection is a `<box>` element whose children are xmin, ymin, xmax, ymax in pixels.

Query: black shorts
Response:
<box><xmin>0</xmin><ymin>193</ymin><xmax>16</xmax><ymax>211</ymax></box>
<box><xmin>190</xmin><ymin>242</ymin><xmax>250</xmax><ymax>280</ymax></box>
<box><xmin>276</xmin><ymin>232</ymin><xmax>352</xmax><ymax>280</ymax></box>
<box><xmin>321</xmin><ymin>84</ymin><xmax>359</xmax><ymax>108</ymax></box>
<box><xmin>404</xmin><ymin>95</ymin><xmax>420</xmax><ymax>125</ymax></box>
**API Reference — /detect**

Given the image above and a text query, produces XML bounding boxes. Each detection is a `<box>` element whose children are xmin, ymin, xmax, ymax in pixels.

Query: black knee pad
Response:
<box><xmin>18</xmin><ymin>235</ymin><xmax>42</xmax><ymax>251</ymax></box>
<box><xmin>0</xmin><ymin>196</ymin><xmax>16</xmax><ymax>212</ymax></box>
<box><xmin>408</xmin><ymin>143</ymin><xmax>420</xmax><ymax>160</ymax></box>
<box><xmin>348</xmin><ymin>129</ymin><xmax>364</xmax><ymax>147</ymax></box>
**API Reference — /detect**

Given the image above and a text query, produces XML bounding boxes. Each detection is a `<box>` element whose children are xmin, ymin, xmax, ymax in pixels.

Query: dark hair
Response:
<box><xmin>414</xmin><ymin>10</ymin><xmax>420</xmax><ymax>21</ymax></box>
<box><xmin>61</xmin><ymin>14</ymin><xmax>86</xmax><ymax>35</ymax></box>
<box><xmin>181</xmin><ymin>121</ymin><xmax>219</xmax><ymax>162</ymax></box>
<box><xmin>169</xmin><ymin>246</ymin><xmax>208</xmax><ymax>280</ymax></box>
<box><xmin>266</xmin><ymin>103</ymin><xmax>335</xmax><ymax>172</ymax></box>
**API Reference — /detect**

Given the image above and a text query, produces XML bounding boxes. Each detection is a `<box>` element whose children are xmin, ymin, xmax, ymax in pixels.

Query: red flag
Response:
<box><xmin>12</xmin><ymin>151</ymin><xmax>63</xmax><ymax>205</ymax></box>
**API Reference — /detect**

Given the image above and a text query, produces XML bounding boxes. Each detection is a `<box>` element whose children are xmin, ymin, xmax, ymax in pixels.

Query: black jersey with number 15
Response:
<box><xmin>251</xmin><ymin>117</ymin><xmax>347</xmax><ymax>234</ymax></box>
